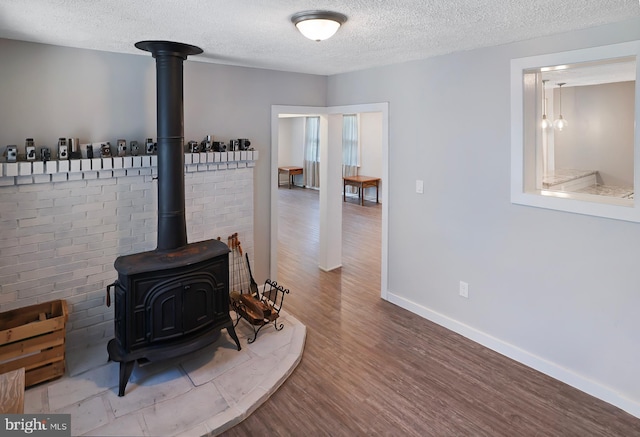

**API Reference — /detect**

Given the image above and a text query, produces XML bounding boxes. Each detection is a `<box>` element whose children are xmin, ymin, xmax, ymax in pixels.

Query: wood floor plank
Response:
<box><xmin>222</xmin><ymin>187</ymin><xmax>640</xmax><ymax>436</ymax></box>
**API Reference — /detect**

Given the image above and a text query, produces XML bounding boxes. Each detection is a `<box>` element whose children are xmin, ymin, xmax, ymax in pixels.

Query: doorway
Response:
<box><xmin>270</xmin><ymin>103</ymin><xmax>389</xmax><ymax>300</ymax></box>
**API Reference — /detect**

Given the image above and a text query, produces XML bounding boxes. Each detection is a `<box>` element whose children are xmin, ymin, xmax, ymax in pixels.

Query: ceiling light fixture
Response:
<box><xmin>554</xmin><ymin>82</ymin><xmax>568</xmax><ymax>131</ymax></box>
<box><xmin>541</xmin><ymin>79</ymin><xmax>552</xmax><ymax>129</ymax></box>
<box><xmin>291</xmin><ymin>10</ymin><xmax>347</xmax><ymax>42</ymax></box>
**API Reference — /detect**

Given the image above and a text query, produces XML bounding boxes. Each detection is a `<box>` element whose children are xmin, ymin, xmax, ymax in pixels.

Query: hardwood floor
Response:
<box><xmin>222</xmin><ymin>187</ymin><xmax>640</xmax><ymax>436</ymax></box>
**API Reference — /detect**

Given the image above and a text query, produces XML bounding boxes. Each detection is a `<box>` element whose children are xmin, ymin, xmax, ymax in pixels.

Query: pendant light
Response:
<box><xmin>541</xmin><ymin>79</ymin><xmax>552</xmax><ymax>129</ymax></box>
<box><xmin>291</xmin><ymin>10</ymin><xmax>347</xmax><ymax>42</ymax></box>
<box><xmin>554</xmin><ymin>82</ymin><xmax>568</xmax><ymax>131</ymax></box>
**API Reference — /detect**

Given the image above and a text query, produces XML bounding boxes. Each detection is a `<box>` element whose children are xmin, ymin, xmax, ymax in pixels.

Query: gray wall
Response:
<box><xmin>277</xmin><ymin>117</ymin><xmax>305</xmax><ymax>187</ymax></box>
<box><xmin>358</xmin><ymin>112</ymin><xmax>383</xmax><ymax>179</ymax></box>
<box><xmin>0</xmin><ymin>38</ymin><xmax>327</xmax><ymax>282</ymax></box>
<box><xmin>358</xmin><ymin>112</ymin><xmax>383</xmax><ymax>201</ymax></box>
<box><xmin>278</xmin><ymin>117</ymin><xmax>305</xmax><ymax>168</ymax></box>
<box><xmin>554</xmin><ymin>81</ymin><xmax>635</xmax><ymax>187</ymax></box>
<box><xmin>328</xmin><ymin>18</ymin><xmax>640</xmax><ymax>411</ymax></box>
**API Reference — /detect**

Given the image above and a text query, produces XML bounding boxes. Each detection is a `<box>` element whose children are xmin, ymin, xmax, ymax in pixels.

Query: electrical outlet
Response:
<box><xmin>416</xmin><ymin>179</ymin><xmax>424</xmax><ymax>194</ymax></box>
<box><xmin>459</xmin><ymin>281</ymin><xmax>469</xmax><ymax>298</ymax></box>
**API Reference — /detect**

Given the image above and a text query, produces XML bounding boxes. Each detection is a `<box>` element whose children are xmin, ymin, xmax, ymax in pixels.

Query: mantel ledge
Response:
<box><xmin>0</xmin><ymin>151</ymin><xmax>258</xmax><ymax>186</ymax></box>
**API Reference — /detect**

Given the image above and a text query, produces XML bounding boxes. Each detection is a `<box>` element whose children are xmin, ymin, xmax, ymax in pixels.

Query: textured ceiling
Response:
<box><xmin>0</xmin><ymin>0</ymin><xmax>639</xmax><ymax>75</ymax></box>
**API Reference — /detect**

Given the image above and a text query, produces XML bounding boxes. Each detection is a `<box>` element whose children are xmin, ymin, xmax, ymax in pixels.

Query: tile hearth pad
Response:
<box><xmin>23</xmin><ymin>311</ymin><xmax>305</xmax><ymax>436</ymax></box>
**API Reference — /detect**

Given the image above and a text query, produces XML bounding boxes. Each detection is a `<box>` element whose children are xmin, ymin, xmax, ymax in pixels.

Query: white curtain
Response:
<box><xmin>303</xmin><ymin>116</ymin><xmax>320</xmax><ymax>188</ymax></box>
<box><xmin>342</xmin><ymin>114</ymin><xmax>359</xmax><ymax>194</ymax></box>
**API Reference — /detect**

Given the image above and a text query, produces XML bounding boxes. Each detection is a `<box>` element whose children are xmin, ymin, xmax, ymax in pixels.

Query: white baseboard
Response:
<box><xmin>319</xmin><ymin>263</ymin><xmax>342</xmax><ymax>272</ymax></box>
<box><xmin>343</xmin><ymin>192</ymin><xmax>381</xmax><ymax>204</ymax></box>
<box><xmin>386</xmin><ymin>291</ymin><xmax>640</xmax><ymax>419</ymax></box>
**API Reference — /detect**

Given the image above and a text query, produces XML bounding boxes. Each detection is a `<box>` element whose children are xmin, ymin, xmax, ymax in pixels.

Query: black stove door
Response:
<box><xmin>147</xmin><ymin>272</ymin><xmax>218</xmax><ymax>343</ymax></box>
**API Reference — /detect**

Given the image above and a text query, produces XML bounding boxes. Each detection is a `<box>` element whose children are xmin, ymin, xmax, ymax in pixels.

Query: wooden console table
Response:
<box><xmin>343</xmin><ymin>175</ymin><xmax>380</xmax><ymax>206</ymax></box>
<box><xmin>278</xmin><ymin>166</ymin><xmax>303</xmax><ymax>189</ymax></box>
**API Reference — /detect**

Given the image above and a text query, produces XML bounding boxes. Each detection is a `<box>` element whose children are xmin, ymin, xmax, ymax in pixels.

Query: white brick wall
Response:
<box><xmin>0</xmin><ymin>154</ymin><xmax>256</xmax><ymax>349</ymax></box>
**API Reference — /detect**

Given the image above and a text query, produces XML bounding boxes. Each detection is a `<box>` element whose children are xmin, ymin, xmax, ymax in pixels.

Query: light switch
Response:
<box><xmin>416</xmin><ymin>179</ymin><xmax>424</xmax><ymax>194</ymax></box>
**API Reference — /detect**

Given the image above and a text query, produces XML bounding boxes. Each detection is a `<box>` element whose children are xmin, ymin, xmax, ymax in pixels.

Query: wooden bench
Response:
<box><xmin>278</xmin><ymin>166</ymin><xmax>303</xmax><ymax>189</ymax></box>
<box><xmin>343</xmin><ymin>175</ymin><xmax>381</xmax><ymax>205</ymax></box>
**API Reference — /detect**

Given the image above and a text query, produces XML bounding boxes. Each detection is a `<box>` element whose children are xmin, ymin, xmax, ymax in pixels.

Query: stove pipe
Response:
<box><xmin>135</xmin><ymin>41</ymin><xmax>203</xmax><ymax>251</ymax></box>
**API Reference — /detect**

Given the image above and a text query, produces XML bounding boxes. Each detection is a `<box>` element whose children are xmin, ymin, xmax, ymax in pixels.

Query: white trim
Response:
<box><xmin>271</xmin><ymin>106</ymin><xmax>326</xmax><ymax>282</ymax></box>
<box><xmin>387</xmin><ymin>291</ymin><xmax>640</xmax><ymax>419</ymax></box>
<box><xmin>271</xmin><ymin>103</ymin><xmax>389</xmax><ymax>300</ymax></box>
<box><xmin>510</xmin><ymin>40</ymin><xmax>640</xmax><ymax>222</ymax></box>
<box><xmin>319</xmin><ymin>263</ymin><xmax>343</xmax><ymax>272</ymax></box>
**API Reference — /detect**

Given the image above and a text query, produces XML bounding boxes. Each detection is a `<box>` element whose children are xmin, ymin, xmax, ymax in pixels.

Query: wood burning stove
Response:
<box><xmin>107</xmin><ymin>240</ymin><xmax>240</xmax><ymax>397</ymax></box>
<box><xmin>107</xmin><ymin>41</ymin><xmax>240</xmax><ymax>397</ymax></box>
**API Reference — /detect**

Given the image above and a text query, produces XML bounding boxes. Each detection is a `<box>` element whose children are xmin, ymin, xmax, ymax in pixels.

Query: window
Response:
<box><xmin>303</xmin><ymin>116</ymin><xmax>320</xmax><ymax>188</ymax></box>
<box><xmin>342</xmin><ymin>114</ymin><xmax>359</xmax><ymax>192</ymax></box>
<box><xmin>511</xmin><ymin>41</ymin><xmax>640</xmax><ymax>222</ymax></box>
<box><xmin>304</xmin><ymin>116</ymin><xmax>320</xmax><ymax>163</ymax></box>
<box><xmin>342</xmin><ymin>114</ymin><xmax>359</xmax><ymax>167</ymax></box>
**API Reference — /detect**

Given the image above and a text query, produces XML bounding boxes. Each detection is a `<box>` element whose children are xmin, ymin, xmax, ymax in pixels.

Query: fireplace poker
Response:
<box><xmin>245</xmin><ymin>253</ymin><xmax>259</xmax><ymax>298</ymax></box>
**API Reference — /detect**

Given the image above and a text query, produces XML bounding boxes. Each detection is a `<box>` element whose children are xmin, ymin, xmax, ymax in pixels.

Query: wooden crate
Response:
<box><xmin>0</xmin><ymin>300</ymin><xmax>68</xmax><ymax>387</ymax></box>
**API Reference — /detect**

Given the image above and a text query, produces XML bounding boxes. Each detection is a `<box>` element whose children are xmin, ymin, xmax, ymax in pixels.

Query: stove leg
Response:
<box><xmin>118</xmin><ymin>361</ymin><xmax>135</xmax><ymax>397</ymax></box>
<box><xmin>226</xmin><ymin>324</ymin><xmax>241</xmax><ymax>351</ymax></box>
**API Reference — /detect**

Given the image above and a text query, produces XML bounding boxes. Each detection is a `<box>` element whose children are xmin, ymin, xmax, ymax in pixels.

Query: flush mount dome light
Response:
<box><xmin>291</xmin><ymin>10</ymin><xmax>347</xmax><ymax>42</ymax></box>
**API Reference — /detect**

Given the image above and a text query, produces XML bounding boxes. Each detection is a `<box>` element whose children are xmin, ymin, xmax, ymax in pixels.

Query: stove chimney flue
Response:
<box><xmin>135</xmin><ymin>40</ymin><xmax>203</xmax><ymax>251</ymax></box>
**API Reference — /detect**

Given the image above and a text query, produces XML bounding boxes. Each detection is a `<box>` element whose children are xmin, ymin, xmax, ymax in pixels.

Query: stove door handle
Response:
<box><xmin>106</xmin><ymin>281</ymin><xmax>118</xmax><ymax>307</ymax></box>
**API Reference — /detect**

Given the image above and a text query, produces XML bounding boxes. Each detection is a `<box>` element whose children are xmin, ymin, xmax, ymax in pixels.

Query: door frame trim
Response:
<box><xmin>270</xmin><ymin>102</ymin><xmax>389</xmax><ymax>300</ymax></box>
